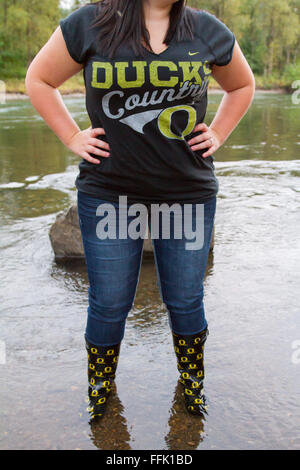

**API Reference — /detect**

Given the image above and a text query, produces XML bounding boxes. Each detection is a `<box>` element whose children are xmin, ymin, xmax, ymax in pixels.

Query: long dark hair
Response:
<box><xmin>84</xmin><ymin>0</ymin><xmax>197</xmax><ymax>59</ymax></box>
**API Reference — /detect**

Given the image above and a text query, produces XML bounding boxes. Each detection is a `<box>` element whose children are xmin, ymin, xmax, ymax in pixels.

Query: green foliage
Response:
<box><xmin>0</xmin><ymin>0</ymin><xmax>299</xmax><ymax>85</ymax></box>
<box><xmin>0</xmin><ymin>0</ymin><xmax>61</xmax><ymax>78</ymax></box>
<box><xmin>282</xmin><ymin>61</ymin><xmax>300</xmax><ymax>85</ymax></box>
<box><xmin>189</xmin><ymin>0</ymin><xmax>300</xmax><ymax>79</ymax></box>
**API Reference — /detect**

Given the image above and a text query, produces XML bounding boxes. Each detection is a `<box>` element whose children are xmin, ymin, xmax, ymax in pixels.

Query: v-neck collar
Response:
<box><xmin>141</xmin><ymin>34</ymin><xmax>175</xmax><ymax>57</ymax></box>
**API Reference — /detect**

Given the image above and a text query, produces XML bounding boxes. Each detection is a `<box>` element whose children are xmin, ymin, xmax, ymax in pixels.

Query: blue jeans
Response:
<box><xmin>77</xmin><ymin>190</ymin><xmax>216</xmax><ymax>346</ymax></box>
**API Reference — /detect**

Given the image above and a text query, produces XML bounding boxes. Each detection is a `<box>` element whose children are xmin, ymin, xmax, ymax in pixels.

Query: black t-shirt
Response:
<box><xmin>59</xmin><ymin>4</ymin><xmax>235</xmax><ymax>204</ymax></box>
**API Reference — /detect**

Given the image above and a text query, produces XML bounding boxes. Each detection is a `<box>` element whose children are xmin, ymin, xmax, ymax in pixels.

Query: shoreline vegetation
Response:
<box><xmin>3</xmin><ymin>73</ymin><xmax>291</xmax><ymax>100</ymax></box>
<box><xmin>1</xmin><ymin>1</ymin><xmax>299</xmax><ymax>101</ymax></box>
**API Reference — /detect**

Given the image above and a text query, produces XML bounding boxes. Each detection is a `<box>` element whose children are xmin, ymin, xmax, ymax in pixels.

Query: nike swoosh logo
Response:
<box><xmin>188</xmin><ymin>51</ymin><xmax>200</xmax><ymax>56</ymax></box>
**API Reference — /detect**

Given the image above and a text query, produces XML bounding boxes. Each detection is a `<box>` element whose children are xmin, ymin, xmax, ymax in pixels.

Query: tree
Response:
<box><xmin>0</xmin><ymin>0</ymin><xmax>61</xmax><ymax>77</ymax></box>
<box><xmin>0</xmin><ymin>0</ymin><xmax>299</xmax><ymax>80</ymax></box>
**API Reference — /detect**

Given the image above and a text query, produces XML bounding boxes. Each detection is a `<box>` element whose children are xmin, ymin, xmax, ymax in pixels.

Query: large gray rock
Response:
<box><xmin>49</xmin><ymin>204</ymin><xmax>84</xmax><ymax>260</ymax></box>
<box><xmin>49</xmin><ymin>204</ymin><xmax>214</xmax><ymax>260</ymax></box>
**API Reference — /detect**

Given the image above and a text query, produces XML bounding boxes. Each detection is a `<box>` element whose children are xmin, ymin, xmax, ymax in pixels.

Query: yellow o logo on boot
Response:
<box><xmin>188</xmin><ymin>363</ymin><xmax>197</xmax><ymax>369</ymax></box>
<box><xmin>91</xmin><ymin>390</ymin><xmax>99</xmax><ymax>397</ymax></box>
<box><xmin>97</xmin><ymin>397</ymin><xmax>106</xmax><ymax>404</ymax></box>
<box><xmin>187</xmin><ymin>348</ymin><xmax>195</xmax><ymax>354</ymax></box>
<box><xmin>96</xmin><ymin>358</ymin><xmax>105</xmax><ymax>364</ymax></box>
<box><xmin>182</xmin><ymin>372</ymin><xmax>190</xmax><ymax>379</ymax></box>
<box><xmin>106</xmin><ymin>349</ymin><xmax>114</xmax><ymax>356</ymax></box>
<box><xmin>91</xmin><ymin>348</ymin><xmax>98</xmax><ymax>354</ymax></box>
<box><xmin>197</xmin><ymin>371</ymin><xmax>204</xmax><ymax>378</ymax></box>
<box><xmin>179</xmin><ymin>340</ymin><xmax>186</xmax><ymax>346</ymax></box>
<box><xmin>194</xmin><ymin>398</ymin><xmax>203</xmax><ymax>405</ymax></box>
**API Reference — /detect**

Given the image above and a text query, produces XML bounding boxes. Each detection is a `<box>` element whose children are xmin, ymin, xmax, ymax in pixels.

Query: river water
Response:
<box><xmin>0</xmin><ymin>92</ymin><xmax>299</xmax><ymax>450</ymax></box>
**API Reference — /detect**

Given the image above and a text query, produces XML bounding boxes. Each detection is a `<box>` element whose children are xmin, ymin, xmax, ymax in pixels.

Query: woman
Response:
<box><xmin>25</xmin><ymin>0</ymin><xmax>255</xmax><ymax>421</ymax></box>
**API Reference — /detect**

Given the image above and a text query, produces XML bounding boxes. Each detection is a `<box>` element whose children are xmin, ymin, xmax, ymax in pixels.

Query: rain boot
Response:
<box><xmin>171</xmin><ymin>327</ymin><xmax>209</xmax><ymax>416</ymax></box>
<box><xmin>85</xmin><ymin>336</ymin><xmax>121</xmax><ymax>421</ymax></box>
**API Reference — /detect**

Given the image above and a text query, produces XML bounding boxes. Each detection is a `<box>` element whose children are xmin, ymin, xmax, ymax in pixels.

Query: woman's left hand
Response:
<box><xmin>187</xmin><ymin>123</ymin><xmax>222</xmax><ymax>158</ymax></box>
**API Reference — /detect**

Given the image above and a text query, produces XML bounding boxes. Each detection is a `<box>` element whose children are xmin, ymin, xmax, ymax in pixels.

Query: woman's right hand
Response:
<box><xmin>65</xmin><ymin>127</ymin><xmax>110</xmax><ymax>164</ymax></box>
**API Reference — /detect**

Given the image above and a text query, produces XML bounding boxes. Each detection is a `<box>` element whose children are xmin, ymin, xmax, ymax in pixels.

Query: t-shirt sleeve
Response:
<box><xmin>59</xmin><ymin>5</ymin><xmax>96</xmax><ymax>64</ymax></box>
<box><xmin>200</xmin><ymin>11</ymin><xmax>236</xmax><ymax>66</ymax></box>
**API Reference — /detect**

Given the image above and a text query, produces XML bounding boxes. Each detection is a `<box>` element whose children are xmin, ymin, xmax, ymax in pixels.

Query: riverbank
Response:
<box><xmin>2</xmin><ymin>73</ymin><xmax>290</xmax><ymax>100</ymax></box>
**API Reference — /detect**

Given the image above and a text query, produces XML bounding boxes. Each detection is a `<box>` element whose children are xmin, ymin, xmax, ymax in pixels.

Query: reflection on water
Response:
<box><xmin>87</xmin><ymin>383</ymin><xmax>131</xmax><ymax>451</ymax></box>
<box><xmin>164</xmin><ymin>382</ymin><xmax>206</xmax><ymax>450</ymax></box>
<box><xmin>0</xmin><ymin>93</ymin><xmax>299</xmax><ymax>450</ymax></box>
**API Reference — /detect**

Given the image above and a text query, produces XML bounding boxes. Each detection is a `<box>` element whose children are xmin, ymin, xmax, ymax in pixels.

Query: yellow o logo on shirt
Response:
<box><xmin>158</xmin><ymin>105</ymin><xmax>197</xmax><ymax>141</ymax></box>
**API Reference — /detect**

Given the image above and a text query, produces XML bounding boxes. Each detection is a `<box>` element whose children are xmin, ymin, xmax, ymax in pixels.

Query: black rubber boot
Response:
<box><xmin>171</xmin><ymin>328</ymin><xmax>209</xmax><ymax>416</ymax></box>
<box><xmin>85</xmin><ymin>337</ymin><xmax>121</xmax><ymax>421</ymax></box>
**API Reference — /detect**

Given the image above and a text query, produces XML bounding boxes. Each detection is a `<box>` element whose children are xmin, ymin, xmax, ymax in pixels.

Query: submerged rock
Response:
<box><xmin>49</xmin><ymin>204</ymin><xmax>214</xmax><ymax>260</ymax></box>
